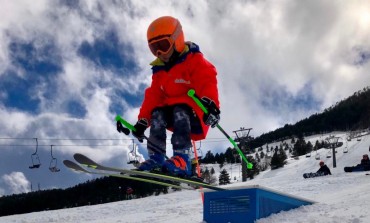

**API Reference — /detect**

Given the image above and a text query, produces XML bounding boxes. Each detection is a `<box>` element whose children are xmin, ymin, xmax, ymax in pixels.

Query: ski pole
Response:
<box><xmin>187</xmin><ymin>89</ymin><xmax>253</xmax><ymax>169</ymax></box>
<box><xmin>192</xmin><ymin>140</ymin><xmax>204</xmax><ymax>203</ymax></box>
<box><xmin>115</xmin><ymin>115</ymin><xmax>169</xmax><ymax>159</ymax></box>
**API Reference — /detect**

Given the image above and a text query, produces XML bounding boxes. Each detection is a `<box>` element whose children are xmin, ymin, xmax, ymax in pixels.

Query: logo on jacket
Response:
<box><xmin>175</xmin><ymin>79</ymin><xmax>190</xmax><ymax>84</ymax></box>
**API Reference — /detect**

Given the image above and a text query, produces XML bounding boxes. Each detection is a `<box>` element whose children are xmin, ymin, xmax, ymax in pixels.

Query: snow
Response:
<box><xmin>1</xmin><ymin>132</ymin><xmax>370</xmax><ymax>223</ymax></box>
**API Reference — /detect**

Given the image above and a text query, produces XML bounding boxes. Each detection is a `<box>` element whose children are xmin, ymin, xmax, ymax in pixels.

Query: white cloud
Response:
<box><xmin>1</xmin><ymin>172</ymin><xmax>30</xmax><ymax>194</ymax></box>
<box><xmin>0</xmin><ymin>0</ymin><xmax>370</xmax><ymax>158</ymax></box>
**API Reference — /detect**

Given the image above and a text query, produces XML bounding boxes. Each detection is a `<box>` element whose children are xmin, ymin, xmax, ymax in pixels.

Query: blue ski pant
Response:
<box><xmin>147</xmin><ymin>104</ymin><xmax>192</xmax><ymax>156</ymax></box>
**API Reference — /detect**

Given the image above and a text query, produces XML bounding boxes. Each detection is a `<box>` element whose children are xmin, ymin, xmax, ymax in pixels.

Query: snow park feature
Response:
<box><xmin>203</xmin><ymin>185</ymin><xmax>314</xmax><ymax>223</ymax></box>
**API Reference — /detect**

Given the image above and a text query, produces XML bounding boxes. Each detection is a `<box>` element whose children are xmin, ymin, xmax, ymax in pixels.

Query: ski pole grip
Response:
<box><xmin>187</xmin><ymin>89</ymin><xmax>209</xmax><ymax>114</ymax></box>
<box><xmin>115</xmin><ymin>115</ymin><xmax>137</xmax><ymax>132</ymax></box>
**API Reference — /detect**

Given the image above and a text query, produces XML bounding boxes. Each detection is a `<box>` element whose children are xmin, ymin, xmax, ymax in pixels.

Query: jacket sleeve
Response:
<box><xmin>326</xmin><ymin>166</ymin><xmax>332</xmax><ymax>175</ymax></box>
<box><xmin>316</xmin><ymin>167</ymin><xmax>322</xmax><ymax>173</ymax></box>
<box><xmin>138</xmin><ymin>74</ymin><xmax>165</xmax><ymax>123</ymax></box>
<box><xmin>189</xmin><ymin>53</ymin><xmax>219</xmax><ymax>107</ymax></box>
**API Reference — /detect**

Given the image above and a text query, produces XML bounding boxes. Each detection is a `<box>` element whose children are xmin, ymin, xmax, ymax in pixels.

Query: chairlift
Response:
<box><xmin>306</xmin><ymin>152</ymin><xmax>311</xmax><ymax>158</ymax></box>
<box><xmin>190</xmin><ymin>141</ymin><xmax>203</xmax><ymax>161</ymax></box>
<box><xmin>29</xmin><ymin>138</ymin><xmax>41</xmax><ymax>169</ymax></box>
<box><xmin>194</xmin><ymin>141</ymin><xmax>203</xmax><ymax>159</ymax></box>
<box><xmin>127</xmin><ymin>141</ymin><xmax>140</xmax><ymax>165</ymax></box>
<box><xmin>326</xmin><ymin>150</ymin><xmax>332</xmax><ymax>158</ymax></box>
<box><xmin>315</xmin><ymin>153</ymin><xmax>320</xmax><ymax>160</ymax></box>
<box><xmin>49</xmin><ymin>145</ymin><xmax>60</xmax><ymax>172</ymax></box>
<box><xmin>343</xmin><ymin>147</ymin><xmax>348</xmax><ymax>153</ymax></box>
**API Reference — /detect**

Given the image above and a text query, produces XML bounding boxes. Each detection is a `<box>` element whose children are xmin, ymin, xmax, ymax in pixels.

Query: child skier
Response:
<box><xmin>128</xmin><ymin>16</ymin><xmax>220</xmax><ymax>177</ymax></box>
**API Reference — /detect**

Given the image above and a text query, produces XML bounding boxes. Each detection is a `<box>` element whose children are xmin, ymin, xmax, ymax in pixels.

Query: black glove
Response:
<box><xmin>116</xmin><ymin>121</ymin><xmax>130</xmax><ymax>135</ymax></box>
<box><xmin>132</xmin><ymin>119</ymin><xmax>148</xmax><ymax>143</ymax></box>
<box><xmin>201</xmin><ymin>97</ymin><xmax>220</xmax><ymax>128</ymax></box>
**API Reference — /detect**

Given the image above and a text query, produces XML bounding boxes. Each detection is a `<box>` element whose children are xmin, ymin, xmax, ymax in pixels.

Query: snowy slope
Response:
<box><xmin>1</xmin><ymin>132</ymin><xmax>370</xmax><ymax>223</ymax></box>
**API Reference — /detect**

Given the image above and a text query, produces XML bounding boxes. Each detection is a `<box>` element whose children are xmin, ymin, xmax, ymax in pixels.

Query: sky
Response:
<box><xmin>1</xmin><ymin>132</ymin><xmax>369</xmax><ymax>222</ymax></box>
<box><xmin>0</xmin><ymin>0</ymin><xmax>370</xmax><ymax>196</ymax></box>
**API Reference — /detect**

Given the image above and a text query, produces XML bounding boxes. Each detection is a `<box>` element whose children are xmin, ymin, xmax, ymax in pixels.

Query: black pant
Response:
<box><xmin>148</xmin><ymin>104</ymin><xmax>192</xmax><ymax>156</ymax></box>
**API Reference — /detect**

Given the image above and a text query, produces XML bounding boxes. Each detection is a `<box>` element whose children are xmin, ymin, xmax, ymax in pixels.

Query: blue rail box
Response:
<box><xmin>203</xmin><ymin>185</ymin><xmax>314</xmax><ymax>223</ymax></box>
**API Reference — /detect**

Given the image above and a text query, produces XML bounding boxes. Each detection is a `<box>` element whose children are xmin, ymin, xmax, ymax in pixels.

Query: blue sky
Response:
<box><xmin>0</xmin><ymin>0</ymin><xmax>370</xmax><ymax>196</ymax></box>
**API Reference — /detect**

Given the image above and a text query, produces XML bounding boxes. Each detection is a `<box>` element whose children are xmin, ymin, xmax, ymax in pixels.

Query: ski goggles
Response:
<box><xmin>148</xmin><ymin>22</ymin><xmax>182</xmax><ymax>57</ymax></box>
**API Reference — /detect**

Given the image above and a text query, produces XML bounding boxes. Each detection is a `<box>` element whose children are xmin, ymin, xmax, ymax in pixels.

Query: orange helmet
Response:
<box><xmin>147</xmin><ymin>16</ymin><xmax>185</xmax><ymax>57</ymax></box>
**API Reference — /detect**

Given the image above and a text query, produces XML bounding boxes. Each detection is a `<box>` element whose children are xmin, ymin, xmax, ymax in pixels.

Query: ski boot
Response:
<box><xmin>137</xmin><ymin>153</ymin><xmax>165</xmax><ymax>172</ymax></box>
<box><xmin>163</xmin><ymin>149</ymin><xmax>192</xmax><ymax>177</ymax></box>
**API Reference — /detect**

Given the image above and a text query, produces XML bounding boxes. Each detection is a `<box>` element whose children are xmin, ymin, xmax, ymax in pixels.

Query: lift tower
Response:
<box><xmin>233</xmin><ymin>127</ymin><xmax>252</xmax><ymax>182</ymax></box>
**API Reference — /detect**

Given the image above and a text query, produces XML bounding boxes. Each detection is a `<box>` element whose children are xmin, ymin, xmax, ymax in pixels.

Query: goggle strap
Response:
<box><xmin>170</xmin><ymin>20</ymin><xmax>182</xmax><ymax>43</ymax></box>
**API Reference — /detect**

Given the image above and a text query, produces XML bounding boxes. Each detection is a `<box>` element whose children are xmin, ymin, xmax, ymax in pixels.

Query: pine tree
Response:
<box><xmin>260</xmin><ymin>151</ymin><xmax>265</xmax><ymax>159</ymax></box>
<box><xmin>270</xmin><ymin>151</ymin><xmax>280</xmax><ymax>169</ymax></box>
<box><xmin>279</xmin><ymin>147</ymin><xmax>288</xmax><ymax>161</ymax></box>
<box><xmin>246</xmin><ymin>156</ymin><xmax>260</xmax><ymax>179</ymax></box>
<box><xmin>202</xmin><ymin>167</ymin><xmax>211</xmax><ymax>183</ymax></box>
<box><xmin>219</xmin><ymin>169</ymin><xmax>231</xmax><ymax>185</ymax></box>
<box><xmin>210</xmin><ymin>167</ymin><xmax>215</xmax><ymax>175</ymax></box>
<box><xmin>225</xmin><ymin>147</ymin><xmax>235</xmax><ymax>163</ymax></box>
<box><xmin>255</xmin><ymin>153</ymin><xmax>260</xmax><ymax>162</ymax></box>
<box><xmin>202</xmin><ymin>167</ymin><xmax>217</xmax><ymax>184</ymax></box>
<box><xmin>202</xmin><ymin>150</ymin><xmax>217</xmax><ymax>164</ymax></box>
<box><xmin>293</xmin><ymin>136</ymin><xmax>307</xmax><ymax>156</ymax></box>
<box><xmin>270</xmin><ymin>147</ymin><xmax>287</xmax><ymax>169</ymax></box>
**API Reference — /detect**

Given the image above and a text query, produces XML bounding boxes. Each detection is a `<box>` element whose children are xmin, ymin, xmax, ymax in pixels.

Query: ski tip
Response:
<box><xmin>73</xmin><ymin>153</ymin><xmax>88</xmax><ymax>161</ymax></box>
<box><xmin>73</xmin><ymin>153</ymin><xmax>84</xmax><ymax>158</ymax></box>
<box><xmin>63</xmin><ymin>159</ymin><xmax>74</xmax><ymax>166</ymax></box>
<box><xmin>63</xmin><ymin>159</ymin><xmax>86</xmax><ymax>172</ymax></box>
<box><xmin>63</xmin><ymin>160</ymin><xmax>78</xmax><ymax>170</ymax></box>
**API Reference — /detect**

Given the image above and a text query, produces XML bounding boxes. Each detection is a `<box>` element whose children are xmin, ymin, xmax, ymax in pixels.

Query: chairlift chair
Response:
<box><xmin>192</xmin><ymin>141</ymin><xmax>203</xmax><ymax>159</ymax></box>
<box><xmin>315</xmin><ymin>153</ymin><xmax>320</xmax><ymax>160</ymax></box>
<box><xmin>127</xmin><ymin>143</ymin><xmax>140</xmax><ymax>165</ymax></box>
<box><xmin>306</xmin><ymin>152</ymin><xmax>311</xmax><ymax>158</ymax></box>
<box><xmin>343</xmin><ymin>147</ymin><xmax>348</xmax><ymax>153</ymax></box>
<box><xmin>326</xmin><ymin>150</ymin><xmax>332</xmax><ymax>158</ymax></box>
<box><xmin>29</xmin><ymin>138</ymin><xmax>41</xmax><ymax>169</ymax></box>
<box><xmin>49</xmin><ymin>145</ymin><xmax>60</xmax><ymax>172</ymax></box>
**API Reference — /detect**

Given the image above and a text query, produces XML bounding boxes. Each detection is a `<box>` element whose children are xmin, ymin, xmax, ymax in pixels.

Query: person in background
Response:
<box><xmin>360</xmin><ymin>154</ymin><xmax>370</xmax><ymax>171</ymax></box>
<box><xmin>344</xmin><ymin>154</ymin><xmax>370</xmax><ymax>172</ymax></box>
<box><xmin>317</xmin><ymin>161</ymin><xmax>332</xmax><ymax>176</ymax></box>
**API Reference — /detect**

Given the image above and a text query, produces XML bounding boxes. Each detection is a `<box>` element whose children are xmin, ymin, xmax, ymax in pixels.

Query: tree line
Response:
<box><xmin>0</xmin><ymin>176</ymin><xmax>168</xmax><ymax>217</ymax></box>
<box><xmin>246</xmin><ymin>87</ymin><xmax>370</xmax><ymax>150</ymax></box>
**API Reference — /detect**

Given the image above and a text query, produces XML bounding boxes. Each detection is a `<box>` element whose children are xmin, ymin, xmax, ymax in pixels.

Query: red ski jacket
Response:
<box><xmin>138</xmin><ymin>42</ymin><xmax>219</xmax><ymax>140</ymax></box>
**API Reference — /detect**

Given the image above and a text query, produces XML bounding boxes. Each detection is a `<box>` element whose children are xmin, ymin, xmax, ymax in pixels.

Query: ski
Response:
<box><xmin>73</xmin><ymin>153</ymin><xmax>225</xmax><ymax>191</ymax></box>
<box><xmin>63</xmin><ymin>160</ymin><xmax>186</xmax><ymax>189</ymax></box>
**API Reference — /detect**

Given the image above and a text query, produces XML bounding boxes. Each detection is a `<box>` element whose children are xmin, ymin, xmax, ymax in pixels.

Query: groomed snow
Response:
<box><xmin>1</xmin><ymin>132</ymin><xmax>370</xmax><ymax>223</ymax></box>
